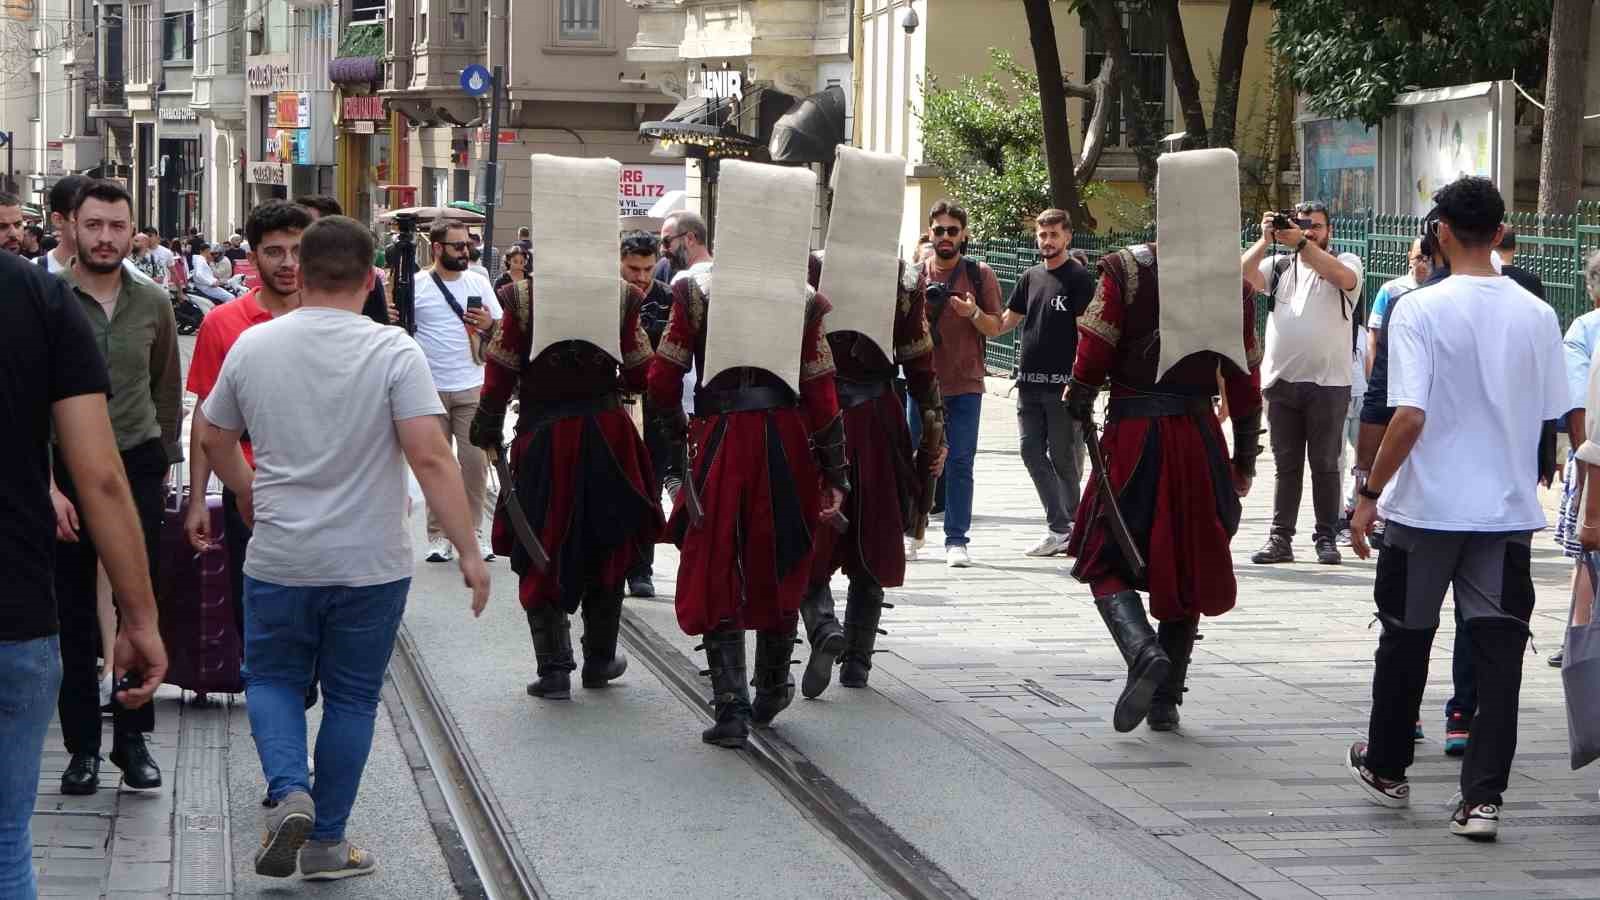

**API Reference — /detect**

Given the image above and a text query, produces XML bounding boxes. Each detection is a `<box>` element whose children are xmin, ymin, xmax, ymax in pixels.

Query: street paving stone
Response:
<box><xmin>864</xmin><ymin>381</ymin><xmax>1600</xmax><ymax>899</ymax></box>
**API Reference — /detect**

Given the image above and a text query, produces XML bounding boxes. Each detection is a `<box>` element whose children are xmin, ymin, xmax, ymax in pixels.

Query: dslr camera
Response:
<box><xmin>1271</xmin><ymin>211</ymin><xmax>1314</xmax><ymax>232</ymax></box>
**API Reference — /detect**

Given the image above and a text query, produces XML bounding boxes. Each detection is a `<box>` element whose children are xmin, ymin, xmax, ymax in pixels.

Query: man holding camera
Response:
<box><xmin>1242</xmin><ymin>202</ymin><xmax>1363</xmax><ymax>566</ymax></box>
<box><xmin>917</xmin><ymin>200</ymin><xmax>1002</xmax><ymax>568</ymax></box>
<box><xmin>415</xmin><ymin>221</ymin><xmax>502</xmax><ymax>564</ymax></box>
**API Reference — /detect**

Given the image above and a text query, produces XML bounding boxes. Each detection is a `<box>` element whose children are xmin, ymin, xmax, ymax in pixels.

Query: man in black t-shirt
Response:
<box><xmin>1497</xmin><ymin>228</ymin><xmax>1545</xmax><ymax>300</ymax></box>
<box><xmin>0</xmin><ymin>250</ymin><xmax>167</xmax><ymax>896</ymax></box>
<box><xmin>988</xmin><ymin>209</ymin><xmax>1095</xmax><ymax>556</ymax></box>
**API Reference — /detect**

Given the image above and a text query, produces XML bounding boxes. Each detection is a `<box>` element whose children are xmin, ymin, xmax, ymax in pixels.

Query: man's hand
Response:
<box><xmin>930</xmin><ymin>444</ymin><xmax>949</xmax><ymax>477</ymax></box>
<box><xmin>51</xmin><ymin>486</ymin><xmax>80</xmax><ymax>543</ymax></box>
<box><xmin>819</xmin><ymin>486</ymin><xmax>845</xmax><ymax>522</ymax></box>
<box><xmin>112</xmin><ymin>625</ymin><xmax>168</xmax><ymax>709</ymax></box>
<box><xmin>948</xmin><ymin>292</ymin><xmax>979</xmax><ymax>320</ymax></box>
<box><xmin>185</xmin><ymin>495</ymin><xmax>214</xmax><ymax>552</ymax></box>
<box><xmin>387</xmin><ymin>298</ymin><xmax>400</xmax><ymax>325</ymax></box>
<box><xmin>464</xmin><ymin>307</ymin><xmax>493</xmax><ymax>332</ymax></box>
<box><xmin>1231</xmin><ymin>465</ymin><xmax>1252</xmax><ymax>498</ymax></box>
<box><xmin>459</xmin><ymin>556</ymin><xmax>490</xmax><ymax>617</ymax></box>
<box><xmin>1350</xmin><ymin>496</ymin><xmax>1379</xmax><ymax>560</ymax></box>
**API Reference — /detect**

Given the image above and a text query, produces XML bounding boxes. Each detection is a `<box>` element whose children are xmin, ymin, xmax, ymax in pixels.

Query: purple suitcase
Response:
<box><xmin>157</xmin><ymin>479</ymin><xmax>243</xmax><ymax>694</ymax></box>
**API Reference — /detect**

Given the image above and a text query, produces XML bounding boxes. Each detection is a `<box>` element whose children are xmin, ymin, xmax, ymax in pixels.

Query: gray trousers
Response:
<box><xmin>1017</xmin><ymin>386</ymin><xmax>1085</xmax><ymax>534</ymax></box>
<box><xmin>1264</xmin><ymin>380</ymin><xmax>1351</xmax><ymax>542</ymax></box>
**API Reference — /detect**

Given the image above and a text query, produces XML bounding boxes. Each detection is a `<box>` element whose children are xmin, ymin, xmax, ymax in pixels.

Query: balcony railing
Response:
<box><xmin>88</xmin><ymin>78</ymin><xmax>127</xmax><ymax>114</ymax></box>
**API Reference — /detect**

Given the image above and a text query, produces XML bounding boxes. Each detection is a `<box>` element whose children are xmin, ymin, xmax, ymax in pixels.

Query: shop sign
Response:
<box><xmin>474</xmin><ymin>128</ymin><xmax>517</xmax><ymax>145</ymax></box>
<box><xmin>618</xmin><ymin>164</ymin><xmax>686</xmax><ymax>216</ymax></box>
<box><xmin>692</xmin><ymin>65</ymin><xmax>745</xmax><ymax>101</ymax></box>
<box><xmin>246</xmin><ymin>57</ymin><xmax>291</xmax><ymax>95</ymax></box>
<box><xmin>342</xmin><ymin>94</ymin><xmax>385</xmax><ymax>121</ymax></box>
<box><xmin>275</xmin><ymin>92</ymin><xmax>311</xmax><ymax>129</ymax></box>
<box><xmin>159</xmin><ymin>107</ymin><xmax>197</xmax><ymax>122</ymax></box>
<box><xmin>352</xmin><ymin>120</ymin><xmax>376</xmax><ymax>134</ymax></box>
<box><xmin>247</xmin><ymin>160</ymin><xmax>290</xmax><ymax>186</ymax></box>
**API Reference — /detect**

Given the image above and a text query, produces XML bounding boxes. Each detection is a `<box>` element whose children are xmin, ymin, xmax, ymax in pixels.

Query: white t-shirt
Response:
<box><xmin>1258</xmin><ymin>251</ymin><xmax>1365</xmax><ymax>389</ymax></box>
<box><xmin>1378</xmin><ymin>275</ymin><xmax>1567</xmax><ymax>531</ymax></box>
<box><xmin>412</xmin><ymin>267</ymin><xmax>503</xmax><ymax>392</ymax></box>
<box><xmin>202</xmin><ymin>307</ymin><xmax>445</xmax><ymax>587</ymax></box>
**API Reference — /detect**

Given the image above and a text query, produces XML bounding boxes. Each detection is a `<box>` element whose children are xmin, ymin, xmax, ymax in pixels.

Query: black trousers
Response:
<box><xmin>221</xmin><ymin>486</ymin><xmax>249</xmax><ymax>640</ymax></box>
<box><xmin>627</xmin><ymin>406</ymin><xmax>671</xmax><ymax>581</ymax></box>
<box><xmin>54</xmin><ymin>439</ymin><xmax>165</xmax><ymax>755</ymax></box>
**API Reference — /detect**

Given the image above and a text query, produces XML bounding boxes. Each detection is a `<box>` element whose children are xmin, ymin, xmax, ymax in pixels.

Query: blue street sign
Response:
<box><xmin>460</xmin><ymin>65</ymin><xmax>493</xmax><ymax>97</ymax></box>
<box><xmin>0</xmin><ymin>131</ymin><xmax>10</xmax><ymax>148</ymax></box>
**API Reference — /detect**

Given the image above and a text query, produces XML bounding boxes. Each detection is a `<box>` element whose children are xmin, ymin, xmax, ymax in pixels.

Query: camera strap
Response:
<box><xmin>429</xmin><ymin>270</ymin><xmax>469</xmax><ymax>325</ymax></box>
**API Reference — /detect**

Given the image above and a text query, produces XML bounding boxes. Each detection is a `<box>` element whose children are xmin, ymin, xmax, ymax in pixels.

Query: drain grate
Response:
<box><xmin>172</xmin><ymin>700</ymin><xmax>233</xmax><ymax>896</ymax></box>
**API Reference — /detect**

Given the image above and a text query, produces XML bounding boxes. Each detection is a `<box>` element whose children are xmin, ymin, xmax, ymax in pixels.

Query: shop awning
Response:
<box><xmin>768</xmin><ymin>85</ymin><xmax>847</xmax><ymax>164</ymax></box>
<box><xmin>638</xmin><ymin>83</ymin><xmax>798</xmax><ymax>159</ymax></box>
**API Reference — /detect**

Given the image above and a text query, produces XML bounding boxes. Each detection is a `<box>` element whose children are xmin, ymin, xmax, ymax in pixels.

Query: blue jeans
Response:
<box><xmin>909</xmin><ymin>392</ymin><xmax>982</xmax><ymax>548</ymax></box>
<box><xmin>0</xmin><ymin>636</ymin><xmax>62</xmax><ymax>899</ymax></box>
<box><xmin>243</xmin><ymin>577</ymin><xmax>409</xmax><ymax>842</ymax></box>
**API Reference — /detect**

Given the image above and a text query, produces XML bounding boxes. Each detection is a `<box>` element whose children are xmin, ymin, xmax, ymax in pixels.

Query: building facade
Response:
<box><xmin>243</xmin><ymin>0</ymin><xmax>338</xmax><ymax>211</ymax></box>
<box><xmin>382</xmin><ymin>0</ymin><xmax>675</xmax><ymax>252</ymax></box>
<box><xmin>626</xmin><ymin>0</ymin><xmax>854</xmax><ymax>226</ymax></box>
<box><xmin>0</xmin><ymin>0</ymin><xmax>99</xmax><ymax>210</ymax></box>
<box><xmin>191</xmin><ymin>0</ymin><xmax>248</xmax><ymax>239</ymax></box>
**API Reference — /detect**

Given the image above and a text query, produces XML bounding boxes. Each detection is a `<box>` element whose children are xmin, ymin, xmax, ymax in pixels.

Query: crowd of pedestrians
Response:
<box><xmin>2</xmin><ymin>164</ymin><xmax>1596</xmax><ymax>899</ymax></box>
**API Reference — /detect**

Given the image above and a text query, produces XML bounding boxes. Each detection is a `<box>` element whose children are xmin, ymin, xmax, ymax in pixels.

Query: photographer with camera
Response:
<box><xmin>913</xmin><ymin>200</ymin><xmax>1002</xmax><ymax>569</ymax></box>
<box><xmin>1241</xmin><ymin>201</ymin><xmax>1364</xmax><ymax>566</ymax></box>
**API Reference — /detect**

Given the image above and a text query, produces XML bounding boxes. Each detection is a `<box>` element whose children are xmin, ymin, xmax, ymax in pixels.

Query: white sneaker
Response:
<box><xmin>425</xmin><ymin>538</ymin><xmax>454</xmax><ymax>563</ymax></box>
<box><xmin>1025</xmin><ymin>531</ymin><xmax>1071</xmax><ymax>557</ymax></box>
<box><xmin>476</xmin><ymin>530</ymin><xmax>495</xmax><ymax>562</ymax></box>
<box><xmin>905</xmin><ymin>536</ymin><xmax>923</xmax><ymax>561</ymax></box>
<box><xmin>946</xmin><ymin>545</ymin><xmax>972</xmax><ymax>568</ymax></box>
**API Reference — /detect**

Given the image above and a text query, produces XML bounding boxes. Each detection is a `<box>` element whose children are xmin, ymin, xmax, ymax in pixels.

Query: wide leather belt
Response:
<box><xmin>836</xmin><ymin>378</ymin><xmax>890</xmax><ymax>410</ymax></box>
<box><xmin>695</xmin><ymin>385</ymin><xmax>796</xmax><ymax>417</ymax></box>
<box><xmin>519</xmin><ymin>393</ymin><xmax>622</xmax><ymax>431</ymax></box>
<box><xmin>1107</xmin><ymin>394</ymin><xmax>1213</xmax><ymax>421</ymax></box>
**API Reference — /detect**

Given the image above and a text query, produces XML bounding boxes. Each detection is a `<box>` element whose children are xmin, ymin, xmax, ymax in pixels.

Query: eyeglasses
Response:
<box><xmin>660</xmin><ymin>232</ymin><xmax>682</xmax><ymax>247</ymax></box>
<box><xmin>1407</xmin><ymin>254</ymin><xmax>1426</xmax><ymax>264</ymax></box>
<box><xmin>931</xmin><ymin>226</ymin><xmax>962</xmax><ymax>237</ymax></box>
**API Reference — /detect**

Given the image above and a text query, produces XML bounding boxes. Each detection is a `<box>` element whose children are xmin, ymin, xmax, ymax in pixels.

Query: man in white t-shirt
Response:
<box><xmin>413</xmin><ymin>220</ymin><xmax>503</xmax><ymax>563</ymax></box>
<box><xmin>200</xmin><ymin>215</ymin><xmax>489</xmax><ymax>880</ymax></box>
<box><xmin>1345</xmin><ymin>177</ymin><xmax>1566</xmax><ymax>842</ymax></box>
<box><xmin>1241</xmin><ymin>200</ymin><xmax>1364</xmax><ymax>566</ymax></box>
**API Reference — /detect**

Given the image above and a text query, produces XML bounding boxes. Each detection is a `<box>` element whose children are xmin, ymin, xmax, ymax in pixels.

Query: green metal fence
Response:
<box><xmin>968</xmin><ymin>205</ymin><xmax>1600</xmax><ymax>376</ymax></box>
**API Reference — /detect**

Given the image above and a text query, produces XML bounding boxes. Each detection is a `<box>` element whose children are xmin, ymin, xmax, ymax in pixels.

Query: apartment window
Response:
<box><xmin>352</xmin><ymin>0</ymin><xmax>384</xmax><ymax>24</ymax></box>
<box><xmin>416</xmin><ymin>11</ymin><xmax>427</xmax><ymax>46</ymax></box>
<box><xmin>227</xmin><ymin>0</ymin><xmax>245</xmax><ymax>71</ymax></box>
<box><xmin>1083</xmin><ymin>8</ymin><xmax>1167</xmax><ymax>147</ymax></box>
<box><xmin>162</xmin><ymin>11</ymin><xmax>193</xmax><ymax>63</ymax></box>
<box><xmin>557</xmin><ymin>0</ymin><xmax>602</xmax><ymax>43</ymax></box>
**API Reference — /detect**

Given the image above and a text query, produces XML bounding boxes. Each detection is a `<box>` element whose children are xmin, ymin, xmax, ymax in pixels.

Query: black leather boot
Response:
<box><xmin>800</xmin><ymin>582</ymin><xmax>845</xmax><ymax>699</ymax></box>
<box><xmin>525</xmin><ymin>605</ymin><xmax>576</xmax><ymax>699</ymax></box>
<box><xmin>1148</xmin><ymin>617</ymin><xmax>1199</xmax><ymax>732</ymax></box>
<box><xmin>110</xmin><ymin>732</ymin><xmax>162</xmax><ymax>790</ymax></box>
<box><xmin>580</xmin><ymin>587</ymin><xmax>628</xmax><ymax>689</ymax></box>
<box><xmin>751</xmin><ymin>620</ymin><xmax>798</xmax><ymax>726</ymax></box>
<box><xmin>839</xmin><ymin>579</ymin><xmax>888</xmax><ymax>688</ymax></box>
<box><xmin>1094</xmin><ymin>591</ymin><xmax>1171</xmax><ymax>733</ymax></box>
<box><xmin>700</xmin><ymin>627</ymin><xmax>751</xmax><ymax>748</ymax></box>
<box><xmin>61</xmin><ymin>752</ymin><xmax>100</xmax><ymax>795</ymax></box>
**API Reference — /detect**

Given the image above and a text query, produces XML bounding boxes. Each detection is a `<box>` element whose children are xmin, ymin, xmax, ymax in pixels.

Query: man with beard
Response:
<box><xmin>185</xmin><ymin>201</ymin><xmax>315</xmax><ymax>640</ymax></box>
<box><xmin>798</xmin><ymin>146</ymin><xmax>946</xmax><ymax>697</ymax></box>
<box><xmin>414</xmin><ymin>220</ymin><xmax>502</xmax><ymax>564</ymax></box>
<box><xmin>468</xmin><ymin>156</ymin><xmax>664</xmax><ymax>700</ymax></box>
<box><xmin>0</xmin><ymin>192</ymin><xmax>25</xmax><ymax>255</ymax></box>
<box><xmin>1241</xmin><ymin>201</ymin><xmax>1363</xmax><ymax>566</ymax></box>
<box><xmin>917</xmin><ymin>201</ymin><xmax>1002</xmax><ymax>568</ymax></box>
<box><xmin>647</xmin><ymin>161</ymin><xmax>849</xmax><ymax>749</ymax></box>
<box><xmin>620</xmin><ymin>230</ymin><xmax>676</xmax><ymax>599</ymax></box>
<box><xmin>35</xmin><ymin>176</ymin><xmax>159</xmax><ymax>287</ymax></box>
<box><xmin>1066</xmin><ymin>149</ymin><xmax>1263</xmax><ymax>734</ymax></box>
<box><xmin>52</xmin><ymin>179</ymin><xmax>182</xmax><ymax>795</ymax></box>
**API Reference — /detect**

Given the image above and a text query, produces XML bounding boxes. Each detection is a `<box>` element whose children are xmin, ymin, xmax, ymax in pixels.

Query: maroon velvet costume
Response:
<box><xmin>646</xmin><ymin>274</ymin><xmax>844</xmax><ymax>636</ymax></box>
<box><xmin>1066</xmin><ymin>245</ymin><xmax>1263</xmax><ymax>622</ymax></box>
<box><xmin>479</xmin><ymin>280</ymin><xmax>665</xmax><ymax>611</ymax></box>
<box><xmin>806</xmin><ymin>257</ymin><xmax>941</xmax><ymax>588</ymax></box>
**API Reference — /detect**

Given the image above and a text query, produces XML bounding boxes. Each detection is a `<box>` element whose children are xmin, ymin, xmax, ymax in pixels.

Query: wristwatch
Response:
<box><xmin>1358</xmin><ymin>485</ymin><xmax>1382</xmax><ymax>501</ymax></box>
<box><xmin>969</xmin><ymin>306</ymin><xmax>982</xmax><ymax>321</ymax></box>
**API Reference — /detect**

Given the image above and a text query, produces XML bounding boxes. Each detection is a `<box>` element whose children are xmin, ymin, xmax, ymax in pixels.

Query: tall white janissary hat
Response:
<box><xmin>528</xmin><ymin>153</ymin><xmax>623</xmax><ymax>364</ymax></box>
<box><xmin>1154</xmin><ymin>147</ymin><xmax>1249</xmax><ymax>379</ymax></box>
<box><xmin>817</xmin><ymin>146</ymin><xmax>907</xmax><ymax>360</ymax></box>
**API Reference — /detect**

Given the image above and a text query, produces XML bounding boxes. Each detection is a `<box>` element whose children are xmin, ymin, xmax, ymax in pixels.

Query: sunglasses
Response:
<box><xmin>931</xmin><ymin>226</ymin><xmax>962</xmax><ymax>237</ymax></box>
<box><xmin>439</xmin><ymin>241</ymin><xmax>470</xmax><ymax>251</ymax></box>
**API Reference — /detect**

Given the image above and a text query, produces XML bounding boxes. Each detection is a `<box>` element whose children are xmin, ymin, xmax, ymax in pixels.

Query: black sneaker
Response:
<box><xmin>1251</xmin><ymin>535</ymin><xmax>1294</xmax><ymax>564</ymax></box>
<box><xmin>1315</xmin><ymin>536</ymin><xmax>1342</xmax><ymax>565</ymax></box>
<box><xmin>1346</xmin><ymin>741</ymin><xmax>1409</xmax><ymax>808</ymax></box>
<box><xmin>1549</xmin><ymin>649</ymin><xmax>1565</xmax><ymax>668</ymax></box>
<box><xmin>1450</xmin><ymin>800</ymin><xmax>1499</xmax><ymax>840</ymax></box>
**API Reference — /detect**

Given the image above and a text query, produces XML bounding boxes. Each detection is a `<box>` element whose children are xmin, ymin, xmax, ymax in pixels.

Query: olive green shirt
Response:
<box><xmin>58</xmin><ymin>264</ymin><xmax>184</xmax><ymax>463</ymax></box>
